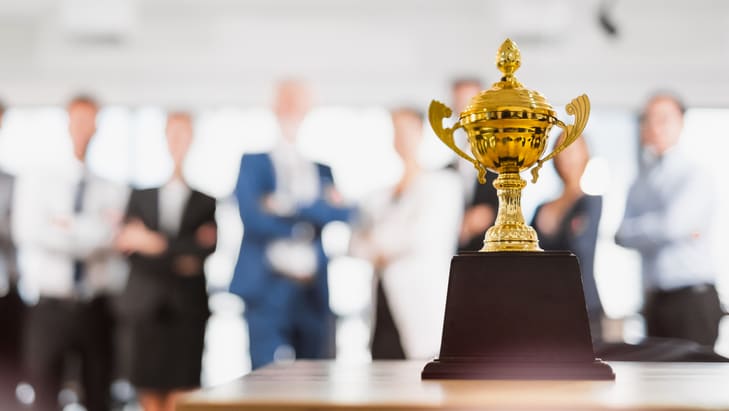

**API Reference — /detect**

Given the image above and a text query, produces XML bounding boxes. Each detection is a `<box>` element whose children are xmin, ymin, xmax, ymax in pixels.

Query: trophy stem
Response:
<box><xmin>481</xmin><ymin>172</ymin><xmax>541</xmax><ymax>252</ymax></box>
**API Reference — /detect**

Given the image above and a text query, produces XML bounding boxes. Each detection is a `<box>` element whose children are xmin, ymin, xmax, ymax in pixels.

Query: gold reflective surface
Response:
<box><xmin>429</xmin><ymin>38</ymin><xmax>590</xmax><ymax>252</ymax></box>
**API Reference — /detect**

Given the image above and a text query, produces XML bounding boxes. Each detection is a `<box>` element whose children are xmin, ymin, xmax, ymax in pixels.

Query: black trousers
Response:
<box><xmin>644</xmin><ymin>284</ymin><xmax>725</xmax><ymax>347</ymax></box>
<box><xmin>0</xmin><ymin>286</ymin><xmax>25</xmax><ymax>411</ymax></box>
<box><xmin>24</xmin><ymin>296</ymin><xmax>113</xmax><ymax>411</ymax></box>
<box><xmin>371</xmin><ymin>281</ymin><xmax>406</xmax><ymax>360</ymax></box>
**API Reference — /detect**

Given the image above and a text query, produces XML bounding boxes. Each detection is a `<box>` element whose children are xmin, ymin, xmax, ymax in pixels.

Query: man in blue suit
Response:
<box><xmin>231</xmin><ymin>80</ymin><xmax>352</xmax><ymax>370</ymax></box>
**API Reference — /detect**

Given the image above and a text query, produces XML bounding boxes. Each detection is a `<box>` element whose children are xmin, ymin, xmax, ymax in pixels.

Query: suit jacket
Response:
<box><xmin>117</xmin><ymin>187</ymin><xmax>216</xmax><ymax>321</ymax></box>
<box><xmin>0</xmin><ymin>170</ymin><xmax>17</xmax><ymax>286</ymax></box>
<box><xmin>229</xmin><ymin>153</ymin><xmax>351</xmax><ymax>313</ymax></box>
<box><xmin>533</xmin><ymin>195</ymin><xmax>604</xmax><ymax>316</ymax></box>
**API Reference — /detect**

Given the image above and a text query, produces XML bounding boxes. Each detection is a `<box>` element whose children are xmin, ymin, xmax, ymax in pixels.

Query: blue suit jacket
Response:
<box><xmin>229</xmin><ymin>153</ymin><xmax>351</xmax><ymax>313</ymax></box>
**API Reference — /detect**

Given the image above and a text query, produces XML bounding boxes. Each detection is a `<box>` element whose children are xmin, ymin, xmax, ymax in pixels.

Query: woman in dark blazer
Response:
<box><xmin>531</xmin><ymin>133</ymin><xmax>604</xmax><ymax>342</ymax></box>
<box><xmin>116</xmin><ymin>112</ymin><xmax>216</xmax><ymax>411</ymax></box>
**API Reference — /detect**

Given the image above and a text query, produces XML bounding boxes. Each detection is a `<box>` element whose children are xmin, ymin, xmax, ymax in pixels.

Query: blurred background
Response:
<box><xmin>1</xmin><ymin>0</ymin><xmax>728</xmax><ymax>394</ymax></box>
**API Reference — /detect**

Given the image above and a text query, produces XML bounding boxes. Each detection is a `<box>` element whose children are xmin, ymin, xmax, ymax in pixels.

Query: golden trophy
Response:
<box><xmin>430</xmin><ymin>38</ymin><xmax>589</xmax><ymax>252</ymax></box>
<box><xmin>421</xmin><ymin>39</ymin><xmax>614</xmax><ymax>380</ymax></box>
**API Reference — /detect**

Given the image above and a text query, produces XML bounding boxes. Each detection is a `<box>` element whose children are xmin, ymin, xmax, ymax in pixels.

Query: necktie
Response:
<box><xmin>73</xmin><ymin>178</ymin><xmax>86</xmax><ymax>289</ymax></box>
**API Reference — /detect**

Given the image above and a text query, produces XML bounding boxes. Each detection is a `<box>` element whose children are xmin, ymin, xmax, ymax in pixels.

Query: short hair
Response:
<box><xmin>275</xmin><ymin>78</ymin><xmax>311</xmax><ymax>99</ymax></box>
<box><xmin>452</xmin><ymin>77</ymin><xmax>483</xmax><ymax>90</ymax></box>
<box><xmin>67</xmin><ymin>94</ymin><xmax>99</xmax><ymax>110</ymax></box>
<box><xmin>390</xmin><ymin>106</ymin><xmax>424</xmax><ymax>123</ymax></box>
<box><xmin>0</xmin><ymin>100</ymin><xmax>5</xmax><ymax>117</ymax></box>
<box><xmin>641</xmin><ymin>91</ymin><xmax>686</xmax><ymax>121</ymax></box>
<box><xmin>167</xmin><ymin>111</ymin><xmax>193</xmax><ymax>123</ymax></box>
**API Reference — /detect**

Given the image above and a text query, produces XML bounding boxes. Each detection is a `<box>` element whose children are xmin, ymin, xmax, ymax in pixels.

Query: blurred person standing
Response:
<box><xmin>115</xmin><ymin>112</ymin><xmax>216</xmax><ymax>411</ymax></box>
<box><xmin>0</xmin><ymin>100</ymin><xmax>26</xmax><ymax>411</ymax></box>
<box><xmin>532</xmin><ymin>134</ymin><xmax>604</xmax><ymax>342</ymax></box>
<box><xmin>350</xmin><ymin>107</ymin><xmax>463</xmax><ymax>359</ymax></box>
<box><xmin>230</xmin><ymin>80</ymin><xmax>353</xmax><ymax>370</ymax></box>
<box><xmin>451</xmin><ymin>79</ymin><xmax>499</xmax><ymax>252</ymax></box>
<box><xmin>616</xmin><ymin>93</ymin><xmax>724</xmax><ymax>347</ymax></box>
<box><xmin>12</xmin><ymin>95</ymin><xmax>129</xmax><ymax>411</ymax></box>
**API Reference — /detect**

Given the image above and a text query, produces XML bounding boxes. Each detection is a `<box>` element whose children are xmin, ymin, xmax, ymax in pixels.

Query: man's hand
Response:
<box><xmin>325</xmin><ymin>186</ymin><xmax>344</xmax><ymax>206</ymax></box>
<box><xmin>115</xmin><ymin>219</ymin><xmax>168</xmax><ymax>256</ymax></box>
<box><xmin>51</xmin><ymin>215</ymin><xmax>72</xmax><ymax>230</ymax></box>
<box><xmin>195</xmin><ymin>223</ymin><xmax>217</xmax><ymax>248</ymax></box>
<box><xmin>104</xmin><ymin>209</ymin><xmax>124</xmax><ymax>226</ymax></box>
<box><xmin>459</xmin><ymin>204</ymin><xmax>496</xmax><ymax>246</ymax></box>
<box><xmin>174</xmin><ymin>255</ymin><xmax>201</xmax><ymax>276</ymax></box>
<box><xmin>262</xmin><ymin>194</ymin><xmax>295</xmax><ymax>216</ymax></box>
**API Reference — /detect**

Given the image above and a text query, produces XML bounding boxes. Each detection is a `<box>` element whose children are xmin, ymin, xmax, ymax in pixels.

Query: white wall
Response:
<box><xmin>1</xmin><ymin>0</ymin><xmax>729</xmax><ymax>109</ymax></box>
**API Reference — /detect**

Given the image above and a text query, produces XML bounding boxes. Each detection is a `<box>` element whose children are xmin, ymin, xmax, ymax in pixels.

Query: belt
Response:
<box><xmin>651</xmin><ymin>283</ymin><xmax>714</xmax><ymax>297</ymax></box>
<box><xmin>37</xmin><ymin>294</ymin><xmax>108</xmax><ymax>306</ymax></box>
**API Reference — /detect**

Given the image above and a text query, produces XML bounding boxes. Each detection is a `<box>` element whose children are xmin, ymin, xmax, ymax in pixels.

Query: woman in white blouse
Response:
<box><xmin>351</xmin><ymin>107</ymin><xmax>463</xmax><ymax>360</ymax></box>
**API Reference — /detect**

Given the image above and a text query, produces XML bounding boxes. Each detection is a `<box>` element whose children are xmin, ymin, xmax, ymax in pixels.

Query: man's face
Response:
<box><xmin>640</xmin><ymin>97</ymin><xmax>683</xmax><ymax>155</ymax></box>
<box><xmin>554</xmin><ymin>136</ymin><xmax>589</xmax><ymax>185</ymax></box>
<box><xmin>273</xmin><ymin>81</ymin><xmax>312</xmax><ymax>141</ymax></box>
<box><xmin>68</xmin><ymin>102</ymin><xmax>98</xmax><ymax>160</ymax></box>
<box><xmin>453</xmin><ymin>82</ymin><xmax>482</xmax><ymax>113</ymax></box>
<box><xmin>392</xmin><ymin>112</ymin><xmax>423</xmax><ymax>162</ymax></box>
<box><xmin>166</xmin><ymin>115</ymin><xmax>193</xmax><ymax>168</ymax></box>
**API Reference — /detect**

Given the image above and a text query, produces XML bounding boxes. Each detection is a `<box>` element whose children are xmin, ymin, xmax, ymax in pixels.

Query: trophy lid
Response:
<box><xmin>460</xmin><ymin>39</ymin><xmax>555</xmax><ymax>121</ymax></box>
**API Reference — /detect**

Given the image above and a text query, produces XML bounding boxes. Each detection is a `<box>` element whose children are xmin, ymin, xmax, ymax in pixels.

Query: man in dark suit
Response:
<box><xmin>450</xmin><ymin>79</ymin><xmax>500</xmax><ymax>252</ymax></box>
<box><xmin>230</xmin><ymin>81</ymin><xmax>352</xmax><ymax>370</ymax></box>
<box><xmin>0</xmin><ymin>100</ymin><xmax>26</xmax><ymax>411</ymax></box>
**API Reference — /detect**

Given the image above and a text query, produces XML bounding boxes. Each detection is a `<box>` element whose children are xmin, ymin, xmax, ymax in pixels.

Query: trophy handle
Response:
<box><xmin>428</xmin><ymin>100</ymin><xmax>487</xmax><ymax>184</ymax></box>
<box><xmin>530</xmin><ymin>94</ymin><xmax>590</xmax><ymax>183</ymax></box>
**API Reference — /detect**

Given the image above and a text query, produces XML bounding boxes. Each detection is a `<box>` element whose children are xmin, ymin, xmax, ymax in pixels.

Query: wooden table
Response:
<box><xmin>178</xmin><ymin>361</ymin><xmax>729</xmax><ymax>411</ymax></box>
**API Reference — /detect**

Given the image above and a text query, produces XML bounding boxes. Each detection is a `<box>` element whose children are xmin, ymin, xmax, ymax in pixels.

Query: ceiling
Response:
<box><xmin>0</xmin><ymin>0</ymin><xmax>727</xmax><ymax>108</ymax></box>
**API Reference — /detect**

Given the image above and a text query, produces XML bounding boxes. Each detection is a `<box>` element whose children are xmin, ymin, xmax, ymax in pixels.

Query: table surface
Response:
<box><xmin>177</xmin><ymin>360</ymin><xmax>729</xmax><ymax>411</ymax></box>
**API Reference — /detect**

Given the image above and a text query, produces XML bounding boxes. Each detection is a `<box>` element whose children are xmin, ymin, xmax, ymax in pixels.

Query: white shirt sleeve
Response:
<box><xmin>13</xmin><ymin>174</ymin><xmax>125</xmax><ymax>259</ymax></box>
<box><xmin>616</xmin><ymin>166</ymin><xmax>716</xmax><ymax>251</ymax></box>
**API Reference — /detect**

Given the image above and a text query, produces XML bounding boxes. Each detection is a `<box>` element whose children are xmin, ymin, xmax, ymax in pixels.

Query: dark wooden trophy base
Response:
<box><xmin>422</xmin><ymin>251</ymin><xmax>615</xmax><ymax>380</ymax></box>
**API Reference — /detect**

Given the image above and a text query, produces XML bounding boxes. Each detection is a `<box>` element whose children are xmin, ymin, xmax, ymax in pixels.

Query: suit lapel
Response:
<box><xmin>142</xmin><ymin>188</ymin><xmax>160</xmax><ymax>231</ymax></box>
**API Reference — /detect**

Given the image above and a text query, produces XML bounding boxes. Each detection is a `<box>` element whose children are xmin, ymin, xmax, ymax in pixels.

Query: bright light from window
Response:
<box><xmin>0</xmin><ymin>107</ymin><xmax>73</xmax><ymax>176</ymax></box>
<box><xmin>299</xmin><ymin>107</ymin><xmax>400</xmax><ymax>201</ymax></box>
<box><xmin>580</xmin><ymin>157</ymin><xmax>610</xmax><ymax>196</ymax></box>
<box><xmin>129</xmin><ymin>106</ymin><xmax>168</xmax><ymax>187</ymax></box>
<box><xmin>88</xmin><ymin>106</ymin><xmax>132</xmax><ymax>183</ymax></box>
<box><xmin>683</xmin><ymin>109</ymin><xmax>729</xmax><ymax>310</ymax></box>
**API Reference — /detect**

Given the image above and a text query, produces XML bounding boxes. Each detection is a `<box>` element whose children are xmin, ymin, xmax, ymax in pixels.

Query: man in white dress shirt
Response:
<box><xmin>616</xmin><ymin>93</ymin><xmax>725</xmax><ymax>347</ymax></box>
<box><xmin>13</xmin><ymin>95</ymin><xmax>128</xmax><ymax>411</ymax></box>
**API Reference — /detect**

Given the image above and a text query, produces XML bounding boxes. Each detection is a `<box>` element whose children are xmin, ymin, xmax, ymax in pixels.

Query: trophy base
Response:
<box><xmin>422</xmin><ymin>251</ymin><xmax>615</xmax><ymax>381</ymax></box>
<box><xmin>422</xmin><ymin>359</ymin><xmax>614</xmax><ymax>380</ymax></box>
<box><xmin>481</xmin><ymin>240</ymin><xmax>541</xmax><ymax>252</ymax></box>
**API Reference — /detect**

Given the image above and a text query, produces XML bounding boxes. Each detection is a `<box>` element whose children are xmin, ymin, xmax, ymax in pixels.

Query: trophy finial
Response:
<box><xmin>496</xmin><ymin>38</ymin><xmax>521</xmax><ymax>81</ymax></box>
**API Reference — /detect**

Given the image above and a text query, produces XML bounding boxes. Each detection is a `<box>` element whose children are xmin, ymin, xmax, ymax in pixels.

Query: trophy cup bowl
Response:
<box><xmin>429</xmin><ymin>38</ymin><xmax>590</xmax><ymax>251</ymax></box>
<box><xmin>421</xmin><ymin>38</ymin><xmax>614</xmax><ymax>380</ymax></box>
